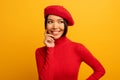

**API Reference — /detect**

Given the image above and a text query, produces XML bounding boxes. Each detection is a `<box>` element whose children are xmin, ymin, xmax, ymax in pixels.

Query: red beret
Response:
<box><xmin>44</xmin><ymin>5</ymin><xmax>74</xmax><ymax>26</ymax></box>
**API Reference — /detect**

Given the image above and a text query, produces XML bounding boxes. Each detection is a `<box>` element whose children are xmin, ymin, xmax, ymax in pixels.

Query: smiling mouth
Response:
<box><xmin>51</xmin><ymin>31</ymin><xmax>60</xmax><ymax>35</ymax></box>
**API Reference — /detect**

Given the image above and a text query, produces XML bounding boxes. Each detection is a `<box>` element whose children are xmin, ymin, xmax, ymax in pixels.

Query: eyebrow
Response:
<box><xmin>47</xmin><ymin>18</ymin><xmax>64</xmax><ymax>21</ymax></box>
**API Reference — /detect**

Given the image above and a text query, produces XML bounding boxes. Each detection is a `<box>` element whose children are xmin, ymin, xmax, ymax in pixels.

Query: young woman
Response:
<box><xmin>35</xmin><ymin>5</ymin><xmax>105</xmax><ymax>80</ymax></box>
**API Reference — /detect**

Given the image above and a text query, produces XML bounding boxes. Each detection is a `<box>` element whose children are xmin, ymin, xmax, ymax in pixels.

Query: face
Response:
<box><xmin>46</xmin><ymin>15</ymin><xmax>65</xmax><ymax>39</ymax></box>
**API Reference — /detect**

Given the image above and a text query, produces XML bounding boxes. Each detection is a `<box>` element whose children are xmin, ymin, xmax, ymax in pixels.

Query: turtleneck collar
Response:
<box><xmin>55</xmin><ymin>36</ymin><xmax>69</xmax><ymax>46</ymax></box>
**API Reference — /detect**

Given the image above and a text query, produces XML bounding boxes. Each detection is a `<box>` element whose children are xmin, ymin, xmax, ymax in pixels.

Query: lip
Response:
<box><xmin>51</xmin><ymin>31</ymin><xmax>60</xmax><ymax>35</ymax></box>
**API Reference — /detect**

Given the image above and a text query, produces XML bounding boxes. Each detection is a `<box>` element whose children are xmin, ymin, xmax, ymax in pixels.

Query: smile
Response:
<box><xmin>51</xmin><ymin>31</ymin><xmax>60</xmax><ymax>35</ymax></box>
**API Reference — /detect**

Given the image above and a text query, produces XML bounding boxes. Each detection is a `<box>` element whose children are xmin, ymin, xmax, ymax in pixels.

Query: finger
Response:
<box><xmin>44</xmin><ymin>30</ymin><xmax>54</xmax><ymax>38</ymax></box>
<box><xmin>46</xmin><ymin>37</ymin><xmax>54</xmax><ymax>42</ymax></box>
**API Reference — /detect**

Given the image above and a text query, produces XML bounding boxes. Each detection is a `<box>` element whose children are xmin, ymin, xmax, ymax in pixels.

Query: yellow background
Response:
<box><xmin>0</xmin><ymin>0</ymin><xmax>120</xmax><ymax>80</ymax></box>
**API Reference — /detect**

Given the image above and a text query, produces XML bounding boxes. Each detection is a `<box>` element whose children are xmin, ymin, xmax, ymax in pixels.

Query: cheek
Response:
<box><xmin>46</xmin><ymin>25</ymin><xmax>52</xmax><ymax>30</ymax></box>
<box><xmin>60</xmin><ymin>25</ymin><xmax>65</xmax><ymax>31</ymax></box>
<box><xmin>45</xmin><ymin>25</ymin><xmax>52</xmax><ymax>34</ymax></box>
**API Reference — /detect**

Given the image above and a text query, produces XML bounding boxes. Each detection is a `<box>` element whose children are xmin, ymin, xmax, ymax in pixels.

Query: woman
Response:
<box><xmin>35</xmin><ymin>5</ymin><xmax>105</xmax><ymax>80</ymax></box>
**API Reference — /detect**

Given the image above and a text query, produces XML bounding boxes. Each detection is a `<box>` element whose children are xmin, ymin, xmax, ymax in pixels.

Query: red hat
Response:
<box><xmin>44</xmin><ymin>5</ymin><xmax>74</xmax><ymax>26</ymax></box>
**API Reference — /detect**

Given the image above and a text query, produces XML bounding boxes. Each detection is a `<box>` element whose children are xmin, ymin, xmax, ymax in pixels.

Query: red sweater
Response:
<box><xmin>35</xmin><ymin>37</ymin><xmax>105</xmax><ymax>80</ymax></box>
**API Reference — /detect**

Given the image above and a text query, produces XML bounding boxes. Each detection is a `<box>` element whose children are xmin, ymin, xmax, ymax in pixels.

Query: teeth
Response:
<box><xmin>53</xmin><ymin>31</ymin><xmax>59</xmax><ymax>34</ymax></box>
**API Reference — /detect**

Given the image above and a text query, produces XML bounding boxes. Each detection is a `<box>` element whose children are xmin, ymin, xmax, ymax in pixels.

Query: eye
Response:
<box><xmin>58</xmin><ymin>20</ymin><xmax>64</xmax><ymax>24</ymax></box>
<box><xmin>47</xmin><ymin>20</ymin><xmax>53</xmax><ymax>24</ymax></box>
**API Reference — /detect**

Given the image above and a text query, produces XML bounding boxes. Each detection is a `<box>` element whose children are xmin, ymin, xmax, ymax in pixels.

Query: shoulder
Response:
<box><xmin>69</xmin><ymin>40</ymin><xmax>85</xmax><ymax>48</ymax></box>
<box><xmin>35</xmin><ymin>46</ymin><xmax>46</xmax><ymax>56</ymax></box>
<box><xmin>68</xmin><ymin>40</ymin><xmax>89</xmax><ymax>53</ymax></box>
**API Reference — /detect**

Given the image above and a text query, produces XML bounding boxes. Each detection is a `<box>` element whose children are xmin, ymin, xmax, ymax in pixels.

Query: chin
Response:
<box><xmin>53</xmin><ymin>36</ymin><xmax>62</xmax><ymax>40</ymax></box>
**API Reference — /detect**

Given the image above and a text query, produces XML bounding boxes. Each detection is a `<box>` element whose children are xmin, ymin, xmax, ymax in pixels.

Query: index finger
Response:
<box><xmin>44</xmin><ymin>30</ymin><xmax>54</xmax><ymax>38</ymax></box>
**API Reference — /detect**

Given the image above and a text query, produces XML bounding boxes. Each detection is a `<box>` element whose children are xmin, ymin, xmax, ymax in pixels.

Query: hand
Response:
<box><xmin>44</xmin><ymin>30</ymin><xmax>55</xmax><ymax>47</ymax></box>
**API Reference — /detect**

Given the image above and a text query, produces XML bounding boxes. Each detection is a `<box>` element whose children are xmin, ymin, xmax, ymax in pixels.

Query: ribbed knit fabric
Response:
<box><xmin>35</xmin><ymin>37</ymin><xmax>105</xmax><ymax>80</ymax></box>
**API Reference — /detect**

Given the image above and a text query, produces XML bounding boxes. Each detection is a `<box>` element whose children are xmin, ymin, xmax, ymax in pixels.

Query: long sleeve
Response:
<box><xmin>35</xmin><ymin>47</ymin><xmax>55</xmax><ymax>80</ymax></box>
<box><xmin>79</xmin><ymin>44</ymin><xmax>105</xmax><ymax>80</ymax></box>
<box><xmin>35</xmin><ymin>37</ymin><xmax>105</xmax><ymax>80</ymax></box>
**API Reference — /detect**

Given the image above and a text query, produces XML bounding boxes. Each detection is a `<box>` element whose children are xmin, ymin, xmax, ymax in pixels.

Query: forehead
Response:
<box><xmin>47</xmin><ymin>15</ymin><xmax>64</xmax><ymax>20</ymax></box>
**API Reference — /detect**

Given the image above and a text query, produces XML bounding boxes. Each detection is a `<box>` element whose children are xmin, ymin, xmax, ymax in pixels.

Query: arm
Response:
<box><xmin>35</xmin><ymin>30</ymin><xmax>55</xmax><ymax>80</ymax></box>
<box><xmin>80</xmin><ymin>44</ymin><xmax>105</xmax><ymax>80</ymax></box>
<box><xmin>35</xmin><ymin>47</ymin><xmax>55</xmax><ymax>80</ymax></box>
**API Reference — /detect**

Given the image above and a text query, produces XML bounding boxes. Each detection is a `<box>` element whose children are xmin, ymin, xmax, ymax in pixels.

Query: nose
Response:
<box><xmin>53</xmin><ymin>22</ymin><xmax>59</xmax><ymax>29</ymax></box>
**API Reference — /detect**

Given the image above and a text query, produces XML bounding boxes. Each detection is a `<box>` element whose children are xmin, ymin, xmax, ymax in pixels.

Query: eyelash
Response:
<box><xmin>59</xmin><ymin>21</ymin><xmax>64</xmax><ymax>23</ymax></box>
<box><xmin>47</xmin><ymin>21</ymin><xmax>53</xmax><ymax>24</ymax></box>
<box><xmin>47</xmin><ymin>21</ymin><xmax>64</xmax><ymax>24</ymax></box>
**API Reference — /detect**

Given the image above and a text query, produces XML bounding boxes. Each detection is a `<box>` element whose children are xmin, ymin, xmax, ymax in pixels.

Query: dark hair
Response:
<box><xmin>44</xmin><ymin>15</ymin><xmax>68</xmax><ymax>37</ymax></box>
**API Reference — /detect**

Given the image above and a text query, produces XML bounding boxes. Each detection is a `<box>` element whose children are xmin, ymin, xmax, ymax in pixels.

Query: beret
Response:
<box><xmin>44</xmin><ymin>5</ymin><xmax>74</xmax><ymax>26</ymax></box>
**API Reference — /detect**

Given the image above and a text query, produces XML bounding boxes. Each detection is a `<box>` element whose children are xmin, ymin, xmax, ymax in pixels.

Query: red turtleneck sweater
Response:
<box><xmin>35</xmin><ymin>37</ymin><xmax>105</xmax><ymax>80</ymax></box>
